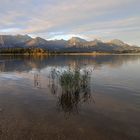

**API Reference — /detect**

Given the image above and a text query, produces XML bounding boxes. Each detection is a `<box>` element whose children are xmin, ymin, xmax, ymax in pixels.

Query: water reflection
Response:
<box><xmin>0</xmin><ymin>55</ymin><xmax>140</xmax><ymax>140</ymax></box>
<box><xmin>48</xmin><ymin>68</ymin><xmax>59</xmax><ymax>95</ymax></box>
<box><xmin>0</xmin><ymin>55</ymin><xmax>140</xmax><ymax>114</ymax></box>
<box><xmin>48</xmin><ymin>65</ymin><xmax>94</xmax><ymax>114</ymax></box>
<box><xmin>0</xmin><ymin>61</ymin><xmax>5</xmax><ymax>72</ymax></box>
<box><xmin>0</xmin><ymin>55</ymin><xmax>140</xmax><ymax>72</ymax></box>
<box><xmin>34</xmin><ymin>73</ymin><xmax>41</xmax><ymax>88</ymax></box>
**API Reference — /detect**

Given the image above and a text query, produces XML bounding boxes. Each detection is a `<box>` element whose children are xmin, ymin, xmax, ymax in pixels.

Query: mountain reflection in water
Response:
<box><xmin>0</xmin><ymin>55</ymin><xmax>140</xmax><ymax>140</ymax></box>
<box><xmin>0</xmin><ymin>55</ymin><xmax>140</xmax><ymax>72</ymax></box>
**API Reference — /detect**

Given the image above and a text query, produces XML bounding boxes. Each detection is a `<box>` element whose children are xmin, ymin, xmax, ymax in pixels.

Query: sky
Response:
<box><xmin>0</xmin><ymin>0</ymin><xmax>140</xmax><ymax>45</ymax></box>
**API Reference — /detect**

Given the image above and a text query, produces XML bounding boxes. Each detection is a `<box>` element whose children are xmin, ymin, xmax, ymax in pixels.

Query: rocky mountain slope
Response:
<box><xmin>0</xmin><ymin>35</ymin><xmax>140</xmax><ymax>53</ymax></box>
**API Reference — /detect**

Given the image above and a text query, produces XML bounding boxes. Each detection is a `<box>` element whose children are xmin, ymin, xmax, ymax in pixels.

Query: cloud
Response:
<box><xmin>0</xmin><ymin>0</ymin><xmax>140</xmax><ymax>45</ymax></box>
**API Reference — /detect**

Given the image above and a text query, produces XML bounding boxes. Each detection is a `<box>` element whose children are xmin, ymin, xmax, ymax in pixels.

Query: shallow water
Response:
<box><xmin>0</xmin><ymin>55</ymin><xmax>140</xmax><ymax>140</ymax></box>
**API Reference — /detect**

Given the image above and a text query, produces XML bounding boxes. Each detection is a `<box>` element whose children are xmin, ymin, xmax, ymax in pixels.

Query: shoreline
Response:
<box><xmin>0</xmin><ymin>52</ymin><xmax>140</xmax><ymax>56</ymax></box>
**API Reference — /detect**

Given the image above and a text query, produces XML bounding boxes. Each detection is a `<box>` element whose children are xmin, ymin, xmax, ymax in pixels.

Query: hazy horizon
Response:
<box><xmin>0</xmin><ymin>0</ymin><xmax>140</xmax><ymax>45</ymax></box>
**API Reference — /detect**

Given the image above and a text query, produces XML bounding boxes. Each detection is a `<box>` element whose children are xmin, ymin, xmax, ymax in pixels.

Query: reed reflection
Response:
<box><xmin>0</xmin><ymin>62</ymin><xmax>5</xmax><ymax>72</ymax></box>
<box><xmin>34</xmin><ymin>73</ymin><xmax>41</xmax><ymax>88</ymax></box>
<box><xmin>48</xmin><ymin>65</ymin><xmax>94</xmax><ymax>114</ymax></box>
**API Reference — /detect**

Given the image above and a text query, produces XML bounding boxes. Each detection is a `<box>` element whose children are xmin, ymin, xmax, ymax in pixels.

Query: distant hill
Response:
<box><xmin>0</xmin><ymin>35</ymin><xmax>140</xmax><ymax>53</ymax></box>
<box><xmin>25</xmin><ymin>37</ymin><xmax>47</xmax><ymax>48</ymax></box>
<box><xmin>68</xmin><ymin>37</ymin><xmax>87</xmax><ymax>47</ymax></box>
<box><xmin>0</xmin><ymin>35</ymin><xmax>31</xmax><ymax>48</ymax></box>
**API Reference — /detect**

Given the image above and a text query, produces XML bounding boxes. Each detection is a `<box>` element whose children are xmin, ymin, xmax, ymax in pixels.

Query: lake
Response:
<box><xmin>0</xmin><ymin>55</ymin><xmax>140</xmax><ymax>140</ymax></box>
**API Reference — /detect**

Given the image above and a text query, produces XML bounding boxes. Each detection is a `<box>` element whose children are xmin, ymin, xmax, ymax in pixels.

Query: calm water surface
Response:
<box><xmin>0</xmin><ymin>55</ymin><xmax>140</xmax><ymax>140</ymax></box>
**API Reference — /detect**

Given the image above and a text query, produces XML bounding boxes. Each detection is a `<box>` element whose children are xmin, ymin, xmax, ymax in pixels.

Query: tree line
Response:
<box><xmin>0</xmin><ymin>47</ymin><xmax>47</xmax><ymax>55</ymax></box>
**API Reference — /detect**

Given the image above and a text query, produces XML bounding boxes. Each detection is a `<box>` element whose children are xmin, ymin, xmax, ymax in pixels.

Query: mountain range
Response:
<box><xmin>0</xmin><ymin>35</ymin><xmax>140</xmax><ymax>53</ymax></box>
